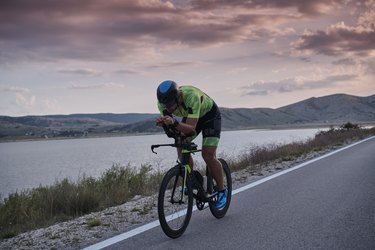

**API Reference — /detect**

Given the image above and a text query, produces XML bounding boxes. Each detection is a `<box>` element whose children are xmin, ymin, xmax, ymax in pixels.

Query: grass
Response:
<box><xmin>87</xmin><ymin>218</ymin><xmax>101</xmax><ymax>228</ymax></box>
<box><xmin>0</xmin><ymin>164</ymin><xmax>164</xmax><ymax>239</ymax></box>
<box><xmin>0</xmin><ymin>123</ymin><xmax>374</xmax><ymax>239</ymax></box>
<box><xmin>229</xmin><ymin>124</ymin><xmax>375</xmax><ymax>173</ymax></box>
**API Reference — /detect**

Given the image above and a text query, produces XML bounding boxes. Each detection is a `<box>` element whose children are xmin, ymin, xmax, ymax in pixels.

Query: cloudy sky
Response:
<box><xmin>0</xmin><ymin>0</ymin><xmax>374</xmax><ymax>116</ymax></box>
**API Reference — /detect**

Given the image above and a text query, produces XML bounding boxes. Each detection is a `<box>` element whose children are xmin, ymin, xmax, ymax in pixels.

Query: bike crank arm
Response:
<box><xmin>193</xmin><ymin>191</ymin><xmax>218</xmax><ymax>203</ymax></box>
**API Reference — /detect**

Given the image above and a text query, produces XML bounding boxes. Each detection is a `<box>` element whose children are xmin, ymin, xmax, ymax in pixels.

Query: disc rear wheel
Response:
<box><xmin>208</xmin><ymin>158</ymin><xmax>232</xmax><ymax>218</ymax></box>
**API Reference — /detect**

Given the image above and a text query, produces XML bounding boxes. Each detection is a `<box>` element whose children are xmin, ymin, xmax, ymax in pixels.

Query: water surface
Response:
<box><xmin>0</xmin><ymin>128</ymin><xmax>325</xmax><ymax>197</ymax></box>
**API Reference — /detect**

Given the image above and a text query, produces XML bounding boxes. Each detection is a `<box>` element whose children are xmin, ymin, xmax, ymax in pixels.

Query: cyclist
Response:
<box><xmin>155</xmin><ymin>80</ymin><xmax>227</xmax><ymax>209</ymax></box>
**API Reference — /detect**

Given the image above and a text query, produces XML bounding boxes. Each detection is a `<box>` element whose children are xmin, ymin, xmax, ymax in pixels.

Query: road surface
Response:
<box><xmin>86</xmin><ymin>137</ymin><xmax>375</xmax><ymax>250</ymax></box>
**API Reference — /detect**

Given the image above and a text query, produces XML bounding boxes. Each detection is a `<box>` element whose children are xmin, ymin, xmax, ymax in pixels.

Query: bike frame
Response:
<box><xmin>153</xmin><ymin>141</ymin><xmax>217</xmax><ymax>204</ymax></box>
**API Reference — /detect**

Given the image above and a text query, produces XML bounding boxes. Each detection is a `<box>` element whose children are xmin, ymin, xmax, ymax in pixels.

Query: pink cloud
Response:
<box><xmin>292</xmin><ymin>1</ymin><xmax>375</xmax><ymax>57</ymax></box>
<box><xmin>0</xmin><ymin>0</ymin><xmax>370</xmax><ymax>67</ymax></box>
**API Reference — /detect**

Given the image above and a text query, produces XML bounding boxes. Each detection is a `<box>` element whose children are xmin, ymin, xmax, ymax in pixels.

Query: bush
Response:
<box><xmin>340</xmin><ymin>122</ymin><xmax>360</xmax><ymax>130</ymax></box>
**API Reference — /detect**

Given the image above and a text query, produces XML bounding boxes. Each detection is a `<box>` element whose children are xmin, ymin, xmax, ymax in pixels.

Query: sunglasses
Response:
<box><xmin>161</xmin><ymin>99</ymin><xmax>177</xmax><ymax>109</ymax></box>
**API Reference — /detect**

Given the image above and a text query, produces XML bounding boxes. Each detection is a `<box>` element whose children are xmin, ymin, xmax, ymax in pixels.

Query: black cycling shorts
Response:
<box><xmin>183</xmin><ymin>103</ymin><xmax>221</xmax><ymax>147</ymax></box>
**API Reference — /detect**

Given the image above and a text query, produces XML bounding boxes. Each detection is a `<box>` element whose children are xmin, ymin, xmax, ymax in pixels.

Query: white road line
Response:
<box><xmin>83</xmin><ymin>136</ymin><xmax>375</xmax><ymax>250</ymax></box>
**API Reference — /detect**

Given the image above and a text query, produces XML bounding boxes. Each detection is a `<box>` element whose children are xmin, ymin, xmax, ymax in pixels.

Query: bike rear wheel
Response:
<box><xmin>158</xmin><ymin>166</ymin><xmax>193</xmax><ymax>238</ymax></box>
<box><xmin>208</xmin><ymin>158</ymin><xmax>232</xmax><ymax>218</ymax></box>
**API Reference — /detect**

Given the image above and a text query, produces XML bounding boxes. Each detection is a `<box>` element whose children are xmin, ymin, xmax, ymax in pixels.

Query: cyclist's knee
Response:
<box><xmin>202</xmin><ymin>148</ymin><xmax>216</xmax><ymax>163</ymax></box>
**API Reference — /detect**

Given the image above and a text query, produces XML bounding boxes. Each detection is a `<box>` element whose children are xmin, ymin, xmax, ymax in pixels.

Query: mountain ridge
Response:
<box><xmin>1</xmin><ymin>93</ymin><xmax>374</xmax><ymax>140</ymax></box>
<box><xmin>278</xmin><ymin>93</ymin><xmax>375</xmax><ymax>122</ymax></box>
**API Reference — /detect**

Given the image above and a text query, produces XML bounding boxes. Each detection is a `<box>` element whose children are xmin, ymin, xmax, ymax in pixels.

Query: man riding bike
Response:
<box><xmin>155</xmin><ymin>80</ymin><xmax>227</xmax><ymax>209</ymax></box>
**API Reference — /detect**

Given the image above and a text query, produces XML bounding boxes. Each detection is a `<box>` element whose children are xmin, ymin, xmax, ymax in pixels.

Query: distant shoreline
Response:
<box><xmin>2</xmin><ymin>122</ymin><xmax>374</xmax><ymax>143</ymax></box>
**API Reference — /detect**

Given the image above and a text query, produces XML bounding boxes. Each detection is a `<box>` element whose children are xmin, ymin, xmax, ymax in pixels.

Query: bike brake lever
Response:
<box><xmin>151</xmin><ymin>145</ymin><xmax>159</xmax><ymax>154</ymax></box>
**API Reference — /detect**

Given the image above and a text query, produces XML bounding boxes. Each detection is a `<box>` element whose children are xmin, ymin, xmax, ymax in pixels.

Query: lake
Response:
<box><xmin>0</xmin><ymin>128</ymin><xmax>325</xmax><ymax>198</ymax></box>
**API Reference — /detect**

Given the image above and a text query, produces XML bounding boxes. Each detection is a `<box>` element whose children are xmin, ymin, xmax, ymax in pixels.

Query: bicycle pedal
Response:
<box><xmin>196</xmin><ymin>200</ymin><xmax>208</xmax><ymax>210</ymax></box>
<box><xmin>201</xmin><ymin>204</ymin><xmax>209</xmax><ymax>210</ymax></box>
<box><xmin>205</xmin><ymin>192</ymin><xmax>218</xmax><ymax>199</ymax></box>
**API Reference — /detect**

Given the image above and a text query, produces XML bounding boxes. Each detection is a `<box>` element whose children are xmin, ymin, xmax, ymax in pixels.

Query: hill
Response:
<box><xmin>45</xmin><ymin>113</ymin><xmax>157</xmax><ymax>124</ymax></box>
<box><xmin>0</xmin><ymin>113</ymin><xmax>160</xmax><ymax>139</ymax></box>
<box><xmin>220</xmin><ymin>107</ymin><xmax>307</xmax><ymax>129</ymax></box>
<box><xmin>278</xmin><ymin>94</ymin><xmax>375</xmax><ymax>123</ymax></box>
<box><xmin>0</xmin><ymin>93</ymin><xmax>374</xmax><ymax>141</ymax></box>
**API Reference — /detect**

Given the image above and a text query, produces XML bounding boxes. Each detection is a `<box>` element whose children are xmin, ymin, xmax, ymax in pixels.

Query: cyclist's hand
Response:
<box><xmin>161</xmin><ymin>116</ymin><xmax>175</xmax><ymax>126</ymax></box>
<box><xmin>155</xmin><ymin>117</ymin><xmax>164</xmax><ymax>126</ymax></box>
<box><xmin>156</xmin><ymin>116</ymin><xmax>175</xmax><ymax>126</ymax></box>
<box><xmin>182</xmin><ymin>137</ymin><xmax>192</xmax><ymax>144</ymax></box>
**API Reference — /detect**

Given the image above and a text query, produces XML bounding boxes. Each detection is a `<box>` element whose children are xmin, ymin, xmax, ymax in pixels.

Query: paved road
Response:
<box><xmin>95</xmin><ymin>137</ymin><xmax>375</xmax><ymax>249</ymax></box>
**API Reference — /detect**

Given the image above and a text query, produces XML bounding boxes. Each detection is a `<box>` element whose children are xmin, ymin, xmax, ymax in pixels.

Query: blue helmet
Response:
<box><xmin>157</xmin><ymin>80</ymin><xmax>179</xmax><ymax>108</ymax></box>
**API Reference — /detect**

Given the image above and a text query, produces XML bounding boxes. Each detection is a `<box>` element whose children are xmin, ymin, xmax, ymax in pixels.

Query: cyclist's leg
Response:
<box><xmin>202</xmin><ymin>145</ymin><xmax>224</xmax><ymax>191</ymax></box>
<box><xmin>201</xmin><ymin>106</ymin><xmax>224</xmax><ymax>191</ymax></box>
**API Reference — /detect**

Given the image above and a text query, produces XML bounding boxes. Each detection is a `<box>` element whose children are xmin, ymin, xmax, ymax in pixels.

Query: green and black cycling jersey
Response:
<box><xmin>157</xmin><ymin>86</ymin><xmax>221</xmax><ymax>147</ymax></box>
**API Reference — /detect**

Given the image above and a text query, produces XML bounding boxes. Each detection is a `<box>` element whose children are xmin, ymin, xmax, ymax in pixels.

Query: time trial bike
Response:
<box><xmin>151</xmin><ymin>125</ymin><xmax>232</xmax><ymax>238</ymax></box>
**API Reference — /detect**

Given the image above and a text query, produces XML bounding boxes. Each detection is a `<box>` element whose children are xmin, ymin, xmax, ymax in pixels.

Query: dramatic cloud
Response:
<box><xmin>145</xmin><ymin>61</ymin><xmax>203</xmax><ymax>69</ymax></box>
<box><xmin>332</xmin><ymin>58</ymin><xmax>359</xmax><ymax>65</ymax></box>
<box><xmin>0</xmin><ymin>0</ymin><xmax>176</xmax><ymax>64</ymax></box>
<box><xmin>57</xmin><ymin>69</ymin><xmax>103</xmax><ymax>76</ymax></box>
<box><xmin>114</xmin><ymin>69</ymin><xmax>140</xmax><ymax>75</ymax></box>
<box><xmin>68</xmin><ymin>82</ymin><xmax>126</xmax><ymax>90</ymax></box>
<box><xmin>292</xmin><ymin>0</ymin><xmax>375</xmax><ymax>57</ymax></box>
<box><xmin>292</xmin><ymin>22</ymin><xmax>375</xmax><ymax>57</ymax></box>
<box><xmin>0</xmin><ymin>0</ymin><xmax>373</xmax><ymax>115</ymax></box>
<box><xmin>242</xmin><ymin>73</ymin><xmax>358</xmax><ymax>96</ymax></box>
<box><xmin>0</xmin><ymin>0</ymin><xmax>348</xmax><ymax>65</ymax></box>
<box><xmin>190</xmin><ymin>0</ymin><xmax>343</xmax><ymax>16</ymax></box>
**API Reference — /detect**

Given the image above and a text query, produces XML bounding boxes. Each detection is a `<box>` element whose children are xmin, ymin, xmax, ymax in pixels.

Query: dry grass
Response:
<box><xmin>0</xmin><ymin>164</ymin><xmax>164</xmax><ymax>239</ymax></box>
<box><xmin>229</xmin><ymin>124</ymin><xmax>375</xmax><ymax>173</ymax></box>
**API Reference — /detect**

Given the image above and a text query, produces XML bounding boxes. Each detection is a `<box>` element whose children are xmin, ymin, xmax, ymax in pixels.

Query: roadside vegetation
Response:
<box><xmin>230</xmin><ymin>122</ymin><xmax>374</xmax><ymax>172</ymax></box>
<box><xmin>1</xmin><ymin>123</ymin><xmax>374</xmax><ymax>239</ymax></box>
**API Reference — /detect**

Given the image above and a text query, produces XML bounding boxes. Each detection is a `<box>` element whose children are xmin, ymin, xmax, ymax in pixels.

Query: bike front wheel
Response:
<box><xmin>208</xmin><ymin>158</ymin><xmax>232</xmax><ymax>219</ymax></box>
<box><xmin>158</xmin><ymin>166</ymin><xmax>193</xmax><ymax>238</ymax></box>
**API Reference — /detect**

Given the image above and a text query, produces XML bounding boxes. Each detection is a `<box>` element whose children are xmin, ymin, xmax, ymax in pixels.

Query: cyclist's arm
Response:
<box><xmin>176</xmin><ymin>117</ymin><xmax>197</xmax><ymax>136</ymax></box>
<box><xmin>159</xmin><ymin>115</ymin><xmax>197</xmax><ymax>135</ymax></box>
<box><xmin>174</xmin><ymin>91</ymin><xmax>200</xmax><ymax>135</ymax></box>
